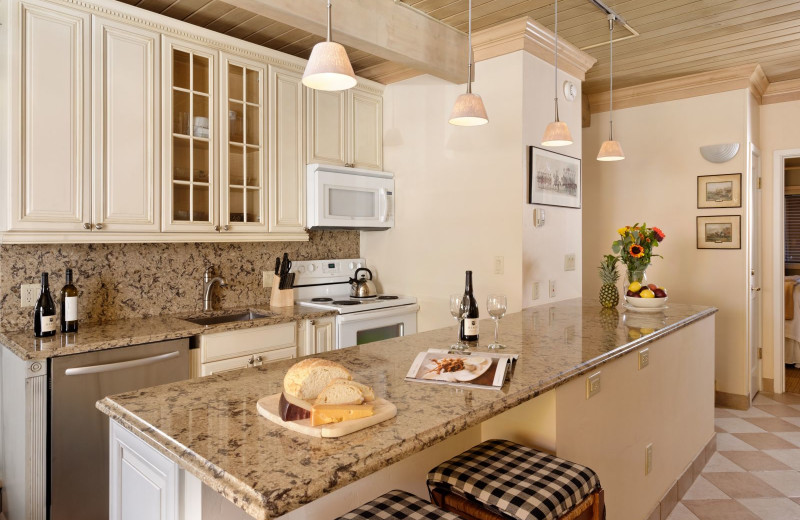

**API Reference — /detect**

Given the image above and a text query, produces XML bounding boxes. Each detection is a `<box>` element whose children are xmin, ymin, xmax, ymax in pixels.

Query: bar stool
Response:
<box><xmin>338</xmin><ymin>489</ymin><xmax>462</xmax><ymax>520</ymax></box>
<box><xmin>427</xmin><ymin>439</ymin><xmax>604</xmax><ymax>520</ymax></box>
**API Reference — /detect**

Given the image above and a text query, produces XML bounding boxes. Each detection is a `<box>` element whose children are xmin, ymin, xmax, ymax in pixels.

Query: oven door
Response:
<box><xmin>337</xmin><ymin>304</ymin><xmax>419</xmax><ymax>348</ymax></box>
<box><xmin>308</xmin><ymin>169</ymin><xmax>394</xmax><ymax>229</ymax></box>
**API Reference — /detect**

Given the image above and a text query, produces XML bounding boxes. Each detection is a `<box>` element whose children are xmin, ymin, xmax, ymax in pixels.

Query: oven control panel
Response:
<box><xmin>291</xmin><ymin>258</ymin><xmax>366</xmax><ymax>285</ymax></box>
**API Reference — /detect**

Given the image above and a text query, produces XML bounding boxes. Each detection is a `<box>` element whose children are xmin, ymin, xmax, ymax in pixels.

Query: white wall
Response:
<box><xmin>362</xmin><ymin>50</ymin><xmax>585</xmax><ymax>333</ymax></box>
<box><xmin>582</xmin><ymin>90</ymin><xmax>749</xmax><ymax>398</ymax></box>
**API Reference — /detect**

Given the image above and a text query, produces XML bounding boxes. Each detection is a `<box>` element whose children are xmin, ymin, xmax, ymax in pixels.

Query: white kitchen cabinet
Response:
<box><xmin>298</xmin><ymin>316</ymin><xmax>336</xmax><ymax>356</ymax></box>
<box><xmin>307</xmin><ymin>88</ymin><xmax>383</xmax><ymax>170</ymax></box>
<box><xmin>110</xmin><ymin>421</ymin><xmax>179</xmax><ymax>520</ymax></box>
<box><xmin>269</xmin><ymin>67</ymin><xmax>305</xmax><ymax>233</ymax></box>
<box><xmin>200</xmin><ymin>346</ymin><xmax>296</xmax><ymax>376</ymax></box>
<box><xmin>93</xmin><ymin>19</ymin><xmax>160</xmax><ymax>232</ymax></box>
<box><xmin>193</xmin><ymin>322</ymin><xmax>297</xmax><ymax>377</ymax></box>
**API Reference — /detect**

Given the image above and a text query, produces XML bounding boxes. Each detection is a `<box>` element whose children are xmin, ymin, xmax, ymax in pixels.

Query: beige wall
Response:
<box><xmin>582</xmin><ymin>90</ymin><xmax>749</xmax><ymax>397</ymax></box>
<box><xmin>363</xmin><ymin>50</ymin><xmax>584</xmax><ymax>333</ymax></box>
<box><xmin>759</xmin><ymin>99</ymin><xmax>800</xmax><ymax>383</ymax></box>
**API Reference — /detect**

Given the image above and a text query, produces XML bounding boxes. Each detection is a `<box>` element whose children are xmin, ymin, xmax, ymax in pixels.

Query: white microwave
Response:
<box><xmin>306</xmin><ymin>164</ymin><xmax>394</xmax><ymax>230</ymax></box>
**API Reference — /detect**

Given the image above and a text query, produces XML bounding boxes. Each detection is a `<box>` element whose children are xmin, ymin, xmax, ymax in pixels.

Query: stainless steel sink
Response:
<box><xmin>183</xmin><ymin>310</ymin><xmax>273</xmax><ymax>326</ymax></box>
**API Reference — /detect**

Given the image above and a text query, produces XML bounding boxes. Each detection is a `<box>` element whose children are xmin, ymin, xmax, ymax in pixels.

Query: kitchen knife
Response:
<box><xmin>274</xmin><ymin>257</ymin><xmax>281</xmax><ymax>275</ymax></box>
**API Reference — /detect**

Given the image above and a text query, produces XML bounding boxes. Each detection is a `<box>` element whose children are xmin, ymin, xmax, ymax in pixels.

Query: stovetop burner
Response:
<box><xmin>333</xmin><ymin>300</ymin><xmax>362</xmax><ymax>305</ymax></box>
<box><xmin>378</xmin><ymin>295</ymin><xmax>399</xmax><ymax>300</ymax></box>
<box><xmin>311</xmin><ymin>297</ymin><xmax>334</xmax><ymax>302</ymax></box>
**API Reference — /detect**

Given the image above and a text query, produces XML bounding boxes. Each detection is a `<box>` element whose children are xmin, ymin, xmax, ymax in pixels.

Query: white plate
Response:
<box><xmin>623</xmin><ymin>303</ymin><xmax>668</xmax><ymax>313</ymax></box>
<box><xmin>421</xmin><ymin>356</ymin><xmax>492</xmax><ymax>382</ymax></box>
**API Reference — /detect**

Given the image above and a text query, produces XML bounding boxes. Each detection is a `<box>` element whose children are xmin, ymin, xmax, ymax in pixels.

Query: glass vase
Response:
<box><xmin>622</xmin><ymin>268</ymin><xmax>648</xmax><ymax>296</ymax></box>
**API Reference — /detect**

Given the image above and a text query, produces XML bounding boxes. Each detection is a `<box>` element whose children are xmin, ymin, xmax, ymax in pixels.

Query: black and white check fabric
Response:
<box><xmin>427</xmin><ymin>439</ymin><xmax>601</xmax><ymax>520</ymax></box>
<box><xmin>337</xmin><ymin>489</ymin><xmax>461</xmax><ymax>520</ymax></box>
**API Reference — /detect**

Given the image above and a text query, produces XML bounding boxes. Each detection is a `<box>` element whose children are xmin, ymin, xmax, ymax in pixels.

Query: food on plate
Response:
<box><xmin>279</xmin><ymin>358</ymin><xmax>375</xmax><ymax>424</ymax></box>
<box><xmin>626</xmin><ymin>283</ymin><xmax>668</xmax><ymax>298</ymax></box>
<box><xmin>427</xmin><ymin>358</ymin><xmax>466</xmax><ymax>375</ymax></box>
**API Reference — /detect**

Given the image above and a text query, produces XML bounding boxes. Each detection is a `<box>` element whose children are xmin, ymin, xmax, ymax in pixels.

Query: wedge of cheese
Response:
<box><xmin>310</xmin><ymin>403</ymin><xmax>374</xmax><ymax>427</ymax></box>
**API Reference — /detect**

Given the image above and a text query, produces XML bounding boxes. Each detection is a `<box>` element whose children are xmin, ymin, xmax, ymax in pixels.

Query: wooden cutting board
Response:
<box><xmin>256</xmin><ymin>394</ymin><xmax>397</xmax><ymax>438</ymax></box>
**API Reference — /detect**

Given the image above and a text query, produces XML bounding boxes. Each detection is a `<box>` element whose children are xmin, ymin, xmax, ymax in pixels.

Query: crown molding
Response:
<box><xmin>472</xmin><ymin>17</ymin><xmax>597</xmax><ymax>81</ymax></box>
<box><xmin>588</xmin><ymin>64</ymin><xmax>768</xmax><ymax>114</ymax></box>
<box><xmin>762</xmin><ymin>78</ymin><xmax>800</xmax><ymax>105</ymax></box>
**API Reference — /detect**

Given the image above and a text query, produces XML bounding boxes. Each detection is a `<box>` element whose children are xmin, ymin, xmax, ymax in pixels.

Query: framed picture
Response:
<box><xmin>697</xmin><ymin>173</ymin><xmax>741</xmax><ymax>208</ymax></box>
<box><xmin>697</xmin><ymin>215</ymin><xmax>741</xmax><ymax>249</ymax></box>
<box><xmin>528</xmin><ymin>147</ymin><xmax>581</xmax><ymax>209</ymax></box>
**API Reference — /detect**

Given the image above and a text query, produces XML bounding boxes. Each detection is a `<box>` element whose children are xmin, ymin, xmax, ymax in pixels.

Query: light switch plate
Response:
<box><xmin>494</xmin><ymin>256</ymin><xmax>504</xmax><ymax>275</ymax></box>
<box><xmin>586</xmin><ymin>372</ymin><xmax>601</xmax><ymax>399</ymax></box>
<box><xmin>549</xmin><ymin>280</ymin><xmax>557</xmax><ymax>298</ymax></box>
<box><xmin>564</xmin><ymin>254</ymin><xmax>576</xmax><ymax>271</ymax></box>
<box><xmin>638</xmin><ymin>348</ymin><xmax>650</xmax><ymax>370</ymax></box>
<box><xmin>21</xmin><ymin>284</ymin><xmax>39</xmax><ymax>307</ymax></box>
<box><xmin>262</xmin><ymin>271</ymin><xmax>273</xmax><ymax>288</ymax></box>
<box><xmin>645</xmin><ymin>443</ymin><xmax>654</xmax><ymax>475</ymax></box>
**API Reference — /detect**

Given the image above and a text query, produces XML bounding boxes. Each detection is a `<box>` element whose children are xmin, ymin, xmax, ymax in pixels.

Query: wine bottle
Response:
<box><xmin>459</xmin><ymin>270</ymin><xmax>479</xmax><ymax>342</ymax></box>
<box><xmin>34</xmin><ymin>273</ymin><xmax>57</xmax><ymax>338</ymax></box>
<box><xmin>61</xmin><ymin>268</ymin><xmax>78</xmax><ymax>333</ymax></box>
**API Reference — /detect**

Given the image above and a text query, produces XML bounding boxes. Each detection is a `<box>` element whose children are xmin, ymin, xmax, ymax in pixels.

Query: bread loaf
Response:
<box><xmin>314</xmin><ymin>379</ymin><xmax>375</xmax><ymax>405</ymax></box>
<box><xmin>283</xmin><ymin>358</ymin><xmax>352</xmax><ymax>400</ymax></box>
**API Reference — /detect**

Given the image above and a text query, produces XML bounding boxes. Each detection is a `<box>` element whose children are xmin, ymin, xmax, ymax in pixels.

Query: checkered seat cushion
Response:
<box><xmin>427</xmin><ymin>439</ymin><xmax>601</xmax><ymax>520</ymax></box>
<box><xmin>337</xmin><ymin>489</ymin><xmax>462</xmax><ymax>520</ymax></box>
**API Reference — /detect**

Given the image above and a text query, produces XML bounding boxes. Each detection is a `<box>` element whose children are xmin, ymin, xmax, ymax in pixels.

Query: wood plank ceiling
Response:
<box><xmin>117</xmin><ymin>0</ymin><xmax>800</xmax><ymax>94</ymax></box>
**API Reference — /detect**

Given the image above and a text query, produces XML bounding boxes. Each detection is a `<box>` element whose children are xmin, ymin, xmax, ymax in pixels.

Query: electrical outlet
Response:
<box><xmin>533</xmin><ymin>282</ymin><xmax>540</xmax><ymax>300</ymax></box>
<box><xmin>645</xmin><ymin>443</ymin><xmax>653</xmax><ymax>475</ymax></box>
<box><xmin>21</xmin><ymin>284</ymin><xmax>39</xmax><ymax>307</ymax></box>
<box><xmin>564</xmin><ymin>254</ymin><xmax>576</xmax><ymax>271</ymax></box>
<box><xmin>262</xmin><ymin>271</ymin><xmax>273</xmax><ymax>289</ymax></box>
<box><xmin>494</xmin><ymin>256</ymin><xmax>504</xmax><ymax>275</ymax></box>
<box><xmin>586</xmin><ymin>372</ymin><xmax>601</xmax><ymax>399</ymax></box>
<box><xmin>639</xmin><ymin>348</ymin><xmax>650</xmax><ymax>370</ymax></box>
<box><xmin>549</xmin><ymin>280</ymin><xmax>557</xmax><ymax>298</ymax></box>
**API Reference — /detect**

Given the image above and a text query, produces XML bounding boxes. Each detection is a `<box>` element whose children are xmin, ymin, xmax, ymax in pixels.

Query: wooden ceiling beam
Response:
<box><xmin>222</xmin><ymin>0</ymin><xmax>469</xmax><ymax>83</ymax></box>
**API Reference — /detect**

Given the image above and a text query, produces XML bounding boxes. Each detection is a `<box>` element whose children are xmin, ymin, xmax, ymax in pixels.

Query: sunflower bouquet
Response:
<box><xmin>612</xmin><ymin>223</ymin><xmax>665</xmax><ymax>283</ymax></box>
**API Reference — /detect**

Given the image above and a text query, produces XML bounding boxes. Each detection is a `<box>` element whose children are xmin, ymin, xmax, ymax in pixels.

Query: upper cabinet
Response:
<box><xmin>307</xmin><ymin>89</ymin><xmax>383</xmax><ymax>171</ymax></box>
<box><xmin>2</xmin><ymin>0</ymin><xmax>383</xmax><ymax>243</ymax></box>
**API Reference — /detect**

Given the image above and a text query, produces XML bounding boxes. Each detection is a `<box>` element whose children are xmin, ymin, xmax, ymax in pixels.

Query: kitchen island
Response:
<box><xmin>98</xmin><ymin>299</ymin><xmax>717</xmax><ymax>520</ymax></box>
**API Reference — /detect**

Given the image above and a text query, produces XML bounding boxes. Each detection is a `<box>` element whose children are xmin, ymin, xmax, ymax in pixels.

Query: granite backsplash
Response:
<box><xmin>0</xmin><ymin>231</ymin><xmax>359</xmax><ymax>331</ymax></box>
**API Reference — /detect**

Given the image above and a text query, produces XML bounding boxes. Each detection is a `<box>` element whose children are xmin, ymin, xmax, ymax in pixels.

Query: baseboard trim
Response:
<box><xmin>646</xmin><ymin>433</ymin><xmax>716</xmax><ymax>520</ymax></box>
<box><xmin>715</xmin><ymin>390</ymin><xmax>750</xmax><ymax>411</ymax></box>
<box><xmin>762</xmin><ymin>378</ymin><xmax>775</xmax><ymax>393</ymax></box>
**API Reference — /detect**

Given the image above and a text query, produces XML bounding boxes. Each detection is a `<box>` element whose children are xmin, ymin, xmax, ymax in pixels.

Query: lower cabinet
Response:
<box><xmin>191</xmin><ymin>322</ymin><xmax>297</xmax><ymax>377</ymax></box>
<box><xmin>200</xmin><ymin>346</ymin><xmax>296</xmax><ymax>376</ymax></box>
<box><xmin>297</xmin><ymin>316</ymin><xmax>336</xmax><ymax>357</ymax></box>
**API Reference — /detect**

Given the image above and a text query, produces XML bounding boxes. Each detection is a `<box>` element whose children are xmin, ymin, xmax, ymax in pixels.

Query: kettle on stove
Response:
<box><xmin>349</xmin><ymin>268</ymin><xmax>378</xmax><ymax>298</ymax></box>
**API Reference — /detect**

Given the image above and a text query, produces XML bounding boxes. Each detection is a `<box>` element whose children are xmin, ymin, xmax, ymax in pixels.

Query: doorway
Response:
<box><xmin>774</xmin><ymin>149</ymin><xmax>800</xmax><ymax>394</ymax></box>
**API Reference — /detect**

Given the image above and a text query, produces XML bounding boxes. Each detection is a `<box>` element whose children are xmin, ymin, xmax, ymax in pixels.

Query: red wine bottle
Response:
<box><xmin>34</xmin><ymin>273</ymin><xmax>57</xmax><ymax>338</ymax></box>
<box><xmin>459</xmin><ymin>270</ymin><xmax>479</xmax><ymax>342</ymax></box>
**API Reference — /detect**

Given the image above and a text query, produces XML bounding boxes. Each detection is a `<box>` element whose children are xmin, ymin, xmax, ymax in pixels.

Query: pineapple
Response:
<box><xmin>598</xmin><ymin>255</ymin><xmax>620</xmax><ymax>308</ymax></box>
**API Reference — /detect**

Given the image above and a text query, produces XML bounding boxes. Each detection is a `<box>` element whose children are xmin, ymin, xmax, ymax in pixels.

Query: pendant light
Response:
<box><xmin>541</xmin><ymin>0</ymin><xmax>572</xmax><ymax>146</ymax></box>
<box><xmin>597</xmin><ymin>14</ymin><xmax>625</xmax><ymax>161</ymax></box>
<box><xmin>302</xmin><ymin>0</ymin><xmax>357</xmax><ymax>91</ymax></box>
<box><xmin>449</xmin><ymin>0</ymin><xmax>488</xmax><ymax>126</ymax></box>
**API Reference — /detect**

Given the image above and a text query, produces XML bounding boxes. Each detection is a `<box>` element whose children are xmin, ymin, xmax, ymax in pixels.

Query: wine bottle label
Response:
<box><xmin>65</xmin><ymin>296</ymin><xmax>78</xmax><ymax>322</ymax></box>
<box><xmin>41</xmin><ymin>315</ymin><xmax>57</xmax><ymax>333</ymax></box>
<box><xmin>464</xmin><ymin>318</ymin><xmax>479</xmax><ymax>336</ymax></box>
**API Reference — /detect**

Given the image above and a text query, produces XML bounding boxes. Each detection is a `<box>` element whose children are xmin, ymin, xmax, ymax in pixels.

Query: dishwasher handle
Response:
<box><xmin>64</xmin><ymin>351</ymin><xmax>181</xmax><ymax>376</ymax></box>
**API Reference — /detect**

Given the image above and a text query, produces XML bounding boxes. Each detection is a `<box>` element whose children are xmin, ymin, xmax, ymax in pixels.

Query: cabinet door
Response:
<box><xmin>11</xmin><ymin>1</ymin><xmax>91</xmax><ymax>231</ymax></box>
<box><xmin>162</xmin><ymin>37</ymin><xmax>217</xmax><ymax>232</ymax></box>
<box><xmin>307</xmin><ymin>89</ymin><xmax>346</xmax><ymax>166</ymax></box>
<box><xmin>220</xmin><ymin>53</ymin><xmax>268</xmax><ymax>233</ymax></box>
<box><xmin>200</xmin><ymin>346</ymin><xmax>296</xmax><ymax>376</ymax></box>
<box><xmin>311</xmin><ymin>317</ymin><xmax>336</xmax><ymax>353</ymax></box>
<box><xmin>349</xmin><ymin>89</ymin><xmax>383</xmax><ymax>170</ymax></box>
<box><xmin>269</xmin><ymin>67</ymin><xmax>305</xmax><ymax>233</ymax></box>
<box><xmin>93</xmin><ymin>19</ymin><xmax>160</xmax><ymax>232</ymax></box>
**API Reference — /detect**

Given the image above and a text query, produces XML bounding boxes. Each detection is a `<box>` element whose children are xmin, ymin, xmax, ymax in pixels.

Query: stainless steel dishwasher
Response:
<box><xmin>50</xmin><ymin>338</ymin><xmax>190</xmax><ymax>520</ymax></box>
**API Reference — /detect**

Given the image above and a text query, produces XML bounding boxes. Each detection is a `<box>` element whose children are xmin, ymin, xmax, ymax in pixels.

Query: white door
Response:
<box><xmin>749</xmin><ymin>145</ymin><xmax>762</xmax><ymax>401</ymax></box>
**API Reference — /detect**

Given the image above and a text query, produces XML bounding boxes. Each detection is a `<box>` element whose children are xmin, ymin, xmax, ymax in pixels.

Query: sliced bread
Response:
<box><xmin>283</xmin><ymin>358</ymin><xmax>352</xmax><ymax>400</ymax></box>
<box><xmin>314</xmin><ymin>379</ymin><xmax>375</xmax><ymax>405</ymax></box>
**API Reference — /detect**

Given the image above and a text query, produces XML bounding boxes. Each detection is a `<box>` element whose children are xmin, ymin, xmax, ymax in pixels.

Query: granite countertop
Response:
<box><xmin>0</xmin><ymin>305</ymin><xmax>337</xmax><ymax>360</ymax></box>
<box><xmin>97</xmin><ymin>299</ymin><xmax>717</xmax><ymax>520</ymax></box>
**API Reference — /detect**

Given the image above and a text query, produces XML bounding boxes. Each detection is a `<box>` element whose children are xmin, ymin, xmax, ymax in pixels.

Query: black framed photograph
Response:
<box><xmin>697</xmin><ymin>173</ymin><xmax>742</xmax><ymax>208</ymax></box>
<box><xmin>528</xmin><ymin>146</ymin><xmax>581</xmax><ymax>209</ymax></box>
<box><xmin>696</xmin><ymin>215</ymin><xmax>741</xmax><ymax>249</ymax></box>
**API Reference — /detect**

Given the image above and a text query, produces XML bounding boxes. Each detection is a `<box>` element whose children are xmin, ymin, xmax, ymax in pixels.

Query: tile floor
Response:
<box><xmin>667</xmin><ymin>392</ymin><xmax>800</xmax><ymax>520</ymax></box>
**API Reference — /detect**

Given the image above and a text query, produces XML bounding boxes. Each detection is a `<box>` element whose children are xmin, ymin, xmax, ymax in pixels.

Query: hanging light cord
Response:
<box><xmin>466</xmin><ymin>0</ymin><xmax>473</xmax><ymax>94</ymax></box>
<box><xmin>554</xmin><ymin>0</ymin><xmax>559</xmax><ymax>122</ymax></box>
<box><xmin>608</xmin><ymin>15</ymin><xmax>614</xmax><ymax>140</ymax></box>
<box><xmin>326</xmin><ymin>0</ymin><xmax>332</xmax><ymax>42</ymax></box>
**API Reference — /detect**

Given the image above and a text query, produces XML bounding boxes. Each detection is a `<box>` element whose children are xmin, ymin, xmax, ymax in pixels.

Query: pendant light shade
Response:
<box><xmin>302</xmin><ymin>1</ymin><xmax>356</xmax><ymax>91</ymax></box>
<box><xmin>597</xmin><ymin>15</ymin><xmax>625</xmax><ymax>161</ymax></box>
<box><xmin>449</xmin><ymin>0</ymin><xmax>488</xmax><ymax>126</ymax></box>
<box><xmin>542</xmin><ymin>0</ymin><xmax>572</xmax><ymax>146</ymax></box>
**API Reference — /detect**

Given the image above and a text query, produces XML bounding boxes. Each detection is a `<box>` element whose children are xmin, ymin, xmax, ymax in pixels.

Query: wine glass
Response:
<box><xmin>449</xmin><ymin>294</ymin><xmax>468</xmax><ymax>350</ymax></box>
<box><xmin>486</xmin><ymin>294</ymin><xmax>507</xmax><ymax>349</ymax></box>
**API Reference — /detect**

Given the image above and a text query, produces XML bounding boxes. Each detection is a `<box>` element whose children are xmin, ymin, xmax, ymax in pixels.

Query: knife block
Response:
<box><xmin>269</xmin><ymin>275</ymin><xmax>294</xmax><ymax>308</ymax></box>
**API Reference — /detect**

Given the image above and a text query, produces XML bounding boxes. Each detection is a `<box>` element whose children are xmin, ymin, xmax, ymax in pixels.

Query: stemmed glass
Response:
<box><xmin>486</xmin><ymin>294</ymin><xmax>508</xmax><ymax>349</ymax></box>
<box><xmin>449</xmin><ymin>294</ymin><xmax>469</xmax><ymax>350</ymax></box>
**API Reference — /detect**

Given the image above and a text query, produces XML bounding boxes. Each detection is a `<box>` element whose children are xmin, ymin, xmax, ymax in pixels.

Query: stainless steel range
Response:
<box><xmin>293</xmin><ymin>258</ymin><xmax>419</xmax><ymax>348</ymax></box>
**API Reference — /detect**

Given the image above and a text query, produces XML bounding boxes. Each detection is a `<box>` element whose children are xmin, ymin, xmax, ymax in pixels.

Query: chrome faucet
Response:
<box><xmin>203</xmin><ymin>266</ymin><xmax>228</xmax><ymax>312</ymax></box>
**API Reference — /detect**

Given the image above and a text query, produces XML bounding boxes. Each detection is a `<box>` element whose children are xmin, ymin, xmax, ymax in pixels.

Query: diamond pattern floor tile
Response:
<box><xmin>716</xmin><ymin>433</ymin><xmax>757</xmax><ymax>452</ymax></box>
<box><xmin>665</xmin><ymin>503</ymin><xmax>701</xmax><ymax>520</ymax></box>
<box><xmin>683</xmin><ymin>499</ymin><xmax>760</xmax><ymax>520</ymax></box>
<box><xmin>752</xmin><ymin>470</ymin><xmax>800</xmax><ymax>497</ymax></box>
<box><xmin>682</xmin><ymin>476</ymin><xmax>730</xmax><ymax>500</ymax></box>
<box><xmin>718</xmin><ymin>451</ymin><xmax>791</xmax><ymax>471</ymax></box>
<box><xmin>738</xmin><ymin>497</ymin><xmax>800</xmax><ymax>519</ymax></box>
<box><xmin>734</xmin><ymin>433</ymin><xmax>799</xmax><ymax>450</ymax></box>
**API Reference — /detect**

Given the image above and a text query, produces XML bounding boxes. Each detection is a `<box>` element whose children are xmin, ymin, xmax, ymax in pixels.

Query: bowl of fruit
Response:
<box><xmin>624</xmin><ymin>282</ymin><xmax>668</xmax><ymax>309</ymax></box>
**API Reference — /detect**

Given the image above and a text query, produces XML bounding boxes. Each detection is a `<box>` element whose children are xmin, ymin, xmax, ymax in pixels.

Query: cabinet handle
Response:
<box><xmin>247</xmin><ymin>355</ymin><xmax>255</xmax><ymax>367</ymax></box>
<box><xmin>309</xmin><ymin>320</ymin><xmax>315</xmax><ymax>326</ymax></box>
<box><xmin>83</xmin><ymin>223</ymin><xmax>91</xmax><ymax>230</ymax></box>
<box><xmin>95</xmin><ymin>223</ymin><xmax>103</xmax><ymax>230</ymax></box>
<box><xmin>254</xmin><ymin>355</ymin><xmax>263</xmax><ymax>366</ymax></box>
<box><xmin>214</xmin><ymin>225</ymin><xmax>220</xmax><ymax>232</ymax></box>
<box><xmin>223</xmin><ymin>225</ymin><xmax>229</xmax><ymax>231</ymax></box>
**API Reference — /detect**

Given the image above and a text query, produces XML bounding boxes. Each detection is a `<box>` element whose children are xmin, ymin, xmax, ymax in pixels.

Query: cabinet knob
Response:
<box><xmin>214</xmin><ymin>225</ymin><xmax>220</xmax><ymax>232</ymax></box>
<box><xmin>247</xmin><ymin>356</ymin><xmax>255</xmax><ymax>367</ymax></box>
<box><xmin>254</xmin><ymin>355</ymin><xmax>263</xmax><ymax>366</ymax></box>
<box><xmin>95</xmin><ymin>223</ymin><xmax>103</xmax><ymax>230</ymax></box>
<box><xmin>309</xmin><ymin>320</ymin><xmax>315</xmax><ymax>326</ymax></box>
<box><xmin>83</xmin><ymin>223</ymin><xmax>91</xmax><ymax>230</ymax></box>
<box><xmin>223</xmin><ymin>225</ymin><xmax>229</xmax><ymax>231</ymax></box>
